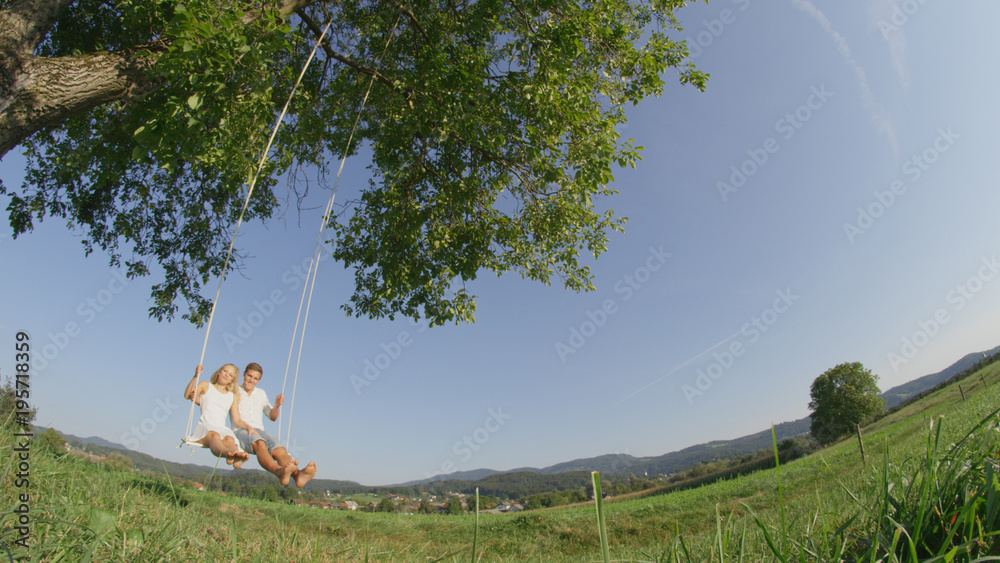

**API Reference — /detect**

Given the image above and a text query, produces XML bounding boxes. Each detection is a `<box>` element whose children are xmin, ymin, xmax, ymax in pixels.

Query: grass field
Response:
<box><xmin>3</xmin><ymin>361</ymin><xmax>999</xmax><ymax>561</ymax></box>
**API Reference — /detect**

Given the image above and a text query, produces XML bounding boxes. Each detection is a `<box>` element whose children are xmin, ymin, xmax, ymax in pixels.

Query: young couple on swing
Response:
<box><xmin>184</xmin><ymin>362</ymin><xmax>317</xmax><ymax>487</ymax></box>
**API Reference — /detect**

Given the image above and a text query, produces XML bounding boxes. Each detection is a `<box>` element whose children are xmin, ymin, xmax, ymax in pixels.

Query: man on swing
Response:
<box><xmin>231</xmin><ymin>362</ymin><xmax>317</xmax><ymax>487</ymax></box>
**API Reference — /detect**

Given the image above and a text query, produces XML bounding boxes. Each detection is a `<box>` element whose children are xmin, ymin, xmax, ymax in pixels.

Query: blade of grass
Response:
<box><xmin>231</xmin><ymin>513</ymin><xmax>238</xmax><ymax>562</ymax></box>
<box><xmin>772</xmin><ymin>425</ymin><xmax>787</xmax><ymax>554</ymax></box>
<box><xmin>160</xmin><ymin>462</ymin><xmax>181</xmax><ymax>506</ymax></box>
<box><xmin>740</xmin><ymin>502</ymin><xmax>787</xmax><ymax>563</ymax></box>
<box><xmin>738</xmin><ymin>516</ymin><xmax>747</xmax><ymax>563</ymax></box>
<box><xmin>715</xmin><ymin>504</ymin><xmax>725</xmax><ymax>563</ymax></box>
<box><xmin>471</xmin><ymin>487</ymin><xmax>479</xmax><ymax>563</ymax></box>
<box><xmin>592</xmin><ymin>471</ymin><xmax>611</xmax><ymax>563</ymax></box>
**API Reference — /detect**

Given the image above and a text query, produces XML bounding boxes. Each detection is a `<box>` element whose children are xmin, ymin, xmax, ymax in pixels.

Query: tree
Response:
<box><xmin>1</xmin><ymin>0</ymin><xmax>707</xmax><ymax>327</ymax></box>
<box><xmin>377</xmin><ymin>497</ymin><xmax>396</xmax><ymax>513</ymax></box>
<box><xmin>101</xmin><ymin>453</ymin><xmax>134</xmax><ymax>471</ymax></box>
<box><xmin>445</xmin><ymin>496</ymin><xmax>464</xmax><ymax>515</ymax></box>
<box><xmin>808</xmin><ymin>362</ymin><xmax>886</xmax><ymax>445</ymax></box>
<box><xmin>417</xmin><ymin>498</ymin><xmax>434</xmax><ymax>514</ymax></box>
<box><xmin>468</xmin><ymin>493</ymin><xmax>497</xmax><ymax>510</ymax></box>
<box><xmin>38</xmin><ymin>427</ymin><xmax>67</xmax><ymax>452</ymax></box>
<box><xmin>263</xmin><ymin>485</ymin><xmax>280</xmax><ymax>502</ymax></box>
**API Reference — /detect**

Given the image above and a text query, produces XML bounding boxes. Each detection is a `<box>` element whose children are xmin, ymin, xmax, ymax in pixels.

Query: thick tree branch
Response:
<box><xmin>0</xmin><ymin>0</ymin><xmax>326</xmax><ymax>159</ymax></box>
<box><xmin>1</xmin><ymin>0</ymin><xmax>73</xmax><ymax>148</ymax></box>
<box><xmin>6</xmin><ymin>3</ymin><xmax>373</xmax><ymax>217</ymax></box>
<box><xmin>0</xmin><ymin>49</ymin><xmax>157</xmax><ymax>157</ymax></box>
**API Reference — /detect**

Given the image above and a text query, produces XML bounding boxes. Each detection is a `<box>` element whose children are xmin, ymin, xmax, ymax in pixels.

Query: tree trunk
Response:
<box><xmin>0</xmin><ymin>0</ymin><xmax>317</xmax><ymax>159</ymax></box>
<box><xmin>0</xmin><ymin>0</ymin><xmax>134</xmax><ymax>158</ymax></box>
<box><xmin>0</xmin><ymin>49</ymin><xmax>156</xmax><ymax>157</ymax></box>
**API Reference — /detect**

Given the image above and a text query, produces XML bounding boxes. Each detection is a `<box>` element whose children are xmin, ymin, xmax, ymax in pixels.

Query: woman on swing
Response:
<box><xmin>183</xmin><ymin>364</ymin><xmax>251</xmax><ymax>466</ymax></box>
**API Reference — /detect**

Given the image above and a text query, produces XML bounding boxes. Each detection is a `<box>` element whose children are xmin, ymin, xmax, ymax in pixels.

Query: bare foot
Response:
<box><xmin>226</xmin><ymin>450</ymin><xmax>249</xmax><ymax>467</ymax></box>
<box><xmin>293</xmin><ymin>462</ymin><xmax>317</xmax><ymax>488</ymax></box>
<box><xmin>277</xmin><ymin>463</ymin><xmax>296</xmax><ymax>486</ymax></box>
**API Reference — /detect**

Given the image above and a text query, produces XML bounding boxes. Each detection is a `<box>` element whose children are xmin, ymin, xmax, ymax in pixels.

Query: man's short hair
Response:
<box><xmin>244</xmin><ymin>362</ymin><xmax>263</xmax><ymax>377</ymax></box>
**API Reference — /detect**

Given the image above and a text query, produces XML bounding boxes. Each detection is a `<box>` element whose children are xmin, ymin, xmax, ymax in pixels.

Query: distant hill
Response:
<box><xmin>44</xmin><ymin>428</ymin><xmax>227</xmax><ymax>479</ymax></box>
<box><xmin>394</xmin><ymin>468</ymin><xmax>502</xmax><ymax>487</ymax></box>
<box><xmin>62</xmin><ymin>433</ymin><xmax>130</xmax><ymax>450</ymax></box>
<box><xmin>51</xmin><ymin>429</ymin><xmax>369</xmax><ymax>493</ymax></box>
<box><xmin>630</xmin><ymin>418</ymin><xmax>812</xmax><ymax>476</ymax></box>
<box><xmin>64</xmin><ymin>440</ymin><xmax>234</xmax><ymax>481</ymax></box>
<box><xmin>880</xmin><ymin>345</ymin><xmax>1000</xmax><ymax>407</ymax></box>
<box><xmin>409</xmin><ymin>470</ymin><xmax>594</xmax><ymax>498</ymax></box>
<box><xmin>388</xmin><ymin>418</ymin><xmax>813</xmax><ymax>489</ymax></box>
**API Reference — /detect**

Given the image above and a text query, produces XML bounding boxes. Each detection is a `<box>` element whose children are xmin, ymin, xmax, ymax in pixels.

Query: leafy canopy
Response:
<box><xmin>38</xmin><ymin>427</ymin><xmax>68</xmax><ymax>452</ymax></box>
<box><xmin>808</xmin><ymin>362</ymin><xmax>886</xmax><ymax>445</ymax></box>
<box><xmin>4</xmin><ymin>0</ymin><xmax>707</xmax><ymax>326</ymax></box>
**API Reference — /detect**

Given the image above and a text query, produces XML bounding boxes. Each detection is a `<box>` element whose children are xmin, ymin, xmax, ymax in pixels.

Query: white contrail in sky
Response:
<box><xmin>869</xmin><ymin>0</ymin><xmax>910</xmax><ymax>89</ymax></box>
<box><xmin>791</xmin><ymin>0</ymin><xmax>899</xmax><ymax>156</ymax></box>
<box><xmin>615</xmin><ymin>328</ymin><xmax>745</xmax><ymax>407</ymax></box>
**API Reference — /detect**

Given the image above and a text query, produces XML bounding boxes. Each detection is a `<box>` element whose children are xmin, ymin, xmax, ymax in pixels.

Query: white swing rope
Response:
<box><xmin>278</xmin><ymin>16</ymin><xmax>402</xmax><ymax>447</ymax></box>
<box><xmin>182</xmin><ymin>14</ymin><xmax>339</xmax><ymax>447</ymax></box>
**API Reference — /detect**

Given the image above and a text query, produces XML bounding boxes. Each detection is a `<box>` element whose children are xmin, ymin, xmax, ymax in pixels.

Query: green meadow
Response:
<box><xmin>3</xmin><ymin>361</ymin><xmax>1000</xmax><ymax>561</ymax></box>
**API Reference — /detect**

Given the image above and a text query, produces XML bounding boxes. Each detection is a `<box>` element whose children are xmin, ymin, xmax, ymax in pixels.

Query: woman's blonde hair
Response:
<box><xmin>210</xmin><ymin>364</ymin><xmax>239</xmax><ymax>393</ymax></box>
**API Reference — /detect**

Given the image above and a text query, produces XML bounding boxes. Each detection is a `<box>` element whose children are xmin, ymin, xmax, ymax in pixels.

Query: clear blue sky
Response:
<box><xmin>3</xmin><ymin>1</ymin><xmax>999</xmax><ymax>486</ymax></box>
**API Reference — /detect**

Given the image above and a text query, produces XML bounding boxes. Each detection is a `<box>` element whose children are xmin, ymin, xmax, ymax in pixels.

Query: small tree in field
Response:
<box><xmin>809</xmin><ymin>362</ymin><xmax>886</xmax><ymax>445</ymax></box>
<box><xmin>38</xmin><ymin>427</ymin><xmax>67</xmax><ymax>452</ymax></box>
<box><xmin>445</xmin><ymin>497</ymin><xmax>464</xmax><ymax>515</ymax></box>
<box><xmin>101</xmin><ymin>453</ymin><xmax>134</xmax><ymax>472</ymax></box>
